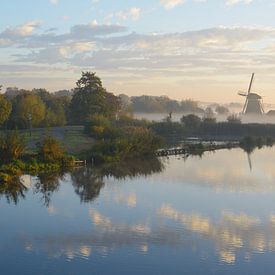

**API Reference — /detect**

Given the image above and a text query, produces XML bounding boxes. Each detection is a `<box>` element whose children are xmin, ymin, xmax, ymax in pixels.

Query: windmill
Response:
<box><xmin>238</xmin><ymin>73</ymin><xmax>264</xmax><ymax>115</ymax></box>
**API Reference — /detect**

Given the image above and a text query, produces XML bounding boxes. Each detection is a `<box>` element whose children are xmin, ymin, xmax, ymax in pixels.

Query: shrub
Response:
<box><xmin>0</xmin><ymin>132</ymin><xmax>25</xmax><ymax>163</ymax></box>
<box><xmin>37</xmin><ymin>136</ymin><xmax>65</xmax><ymax>163</ymax></box>
<box><xmin>181</xmin><ymin>114</ymin><xmax>201</xmax><ymax>130</ymax></box>
<box><xmin>84</xmin><ymin>114</ymin><xmax>112</xmax><ymax>138</ymax></box>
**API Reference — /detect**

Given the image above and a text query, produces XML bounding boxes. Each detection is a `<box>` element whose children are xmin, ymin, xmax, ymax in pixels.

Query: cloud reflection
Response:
<box><xmin>159</xmin><ymin>204</ymin><xmax>275</xmax><ymax>263</ymax></box>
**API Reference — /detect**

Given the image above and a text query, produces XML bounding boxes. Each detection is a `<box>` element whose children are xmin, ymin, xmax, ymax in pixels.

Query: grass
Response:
<box><xmin>0</xmin><ymin>126</ymin><xmax>94</xmax><ymax>157</ymax></box>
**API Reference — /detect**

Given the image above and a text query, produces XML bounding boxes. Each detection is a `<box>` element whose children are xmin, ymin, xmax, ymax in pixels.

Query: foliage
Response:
<box><xmin>37</xmin><ymin>136</ymin><xmax>66</xmax><ymax>163</ymax></box>
<box><xmin>215</xmin><ymin>105</ymin><xmax>230</xmax><ymax>115</ymax></box>
<box><xmin>70</xmin><ymin>72</ymin><xmax>121</xmax><ymax>124</ymax></box>
<box><xmin>10</xmin><ymin>93</ymin><xmax>46</xmax><ymax>128</ymax></box>
<box><xmin>181</xmin><ymin>114</ymin><xmax>201</xmax><ymax>130</ymax></box>
<box><xmin>86</xmin><ymin>115</ymin><xmax>164</xmax><ymax>163</ymax></box>
<box><xmin>84</xmin><ymin>114</ymin><xmax>112</xmax><ymax>139</ymax></box>
<box><xmin>0</xmin><ymin>132</ymin><xmax>25</xmax><ymax>163</ymax></box>
<box><xmin>0</xmin><ymin>95</ymin><xmax>12</xmax><ymax>125</ymax></box>
<box><xmin>126</xmin><ymin>95</ymin><xmax>203</xmax><ymax>113</ymax></box>
<box><xmin>44</xmin><ymin>99</ymin><xmax>67</xmax><ymax>127</ymax></box>
<box><xmin>227</xmin><ymin>114</ymin><xmax>242</xmax><ymax>124</ymax></box>
<box><xmin>204</xmin><ymin>107</ymin><xmax>215</xmax><ymax>119</ymax></box>
<box><xmin>90</xmin><ymin>128</ymin><xmax>163</xmax><ymax>164</ymax></box>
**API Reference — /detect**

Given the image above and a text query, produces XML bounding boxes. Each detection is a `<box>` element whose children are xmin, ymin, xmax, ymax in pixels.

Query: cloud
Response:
<box><xmin>116</xmin><ymin>7</ymin><xmax>141</xmax><ymax>21</ymax></box>
<box><xmin>3</xmin><ymin>21</ymin><xmax>275</xmax><ymax>99</ymax></box>
<box><xmin>160</xmin><ymin>0</ymin><xmax>186</xmax><ymax>10</ymax></box>
<box><xmin>226</xmin><ymin>0</ymin><xmax>253</xmax><ymax>6</ymax></box>
<box><xmin>49</xmin><ymin>0</ymin><xmax>58</xmax><ymax>4</ymax></box>
<box><xmin>1</xmin><ymin>21</ymin><xmax>40</xmax><ymax>38</ymax></box>
<box><xmin>160</xmin><ymin>0</ymin><xmax>252</xmax><ymax>9</ymax></box>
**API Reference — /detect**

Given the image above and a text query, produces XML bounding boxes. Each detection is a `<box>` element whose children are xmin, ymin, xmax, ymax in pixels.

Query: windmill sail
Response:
<box><xmin>247</xmin><ymin>73</ymin><xmax>254</xmax><ymax>94</ymax></box>
<box><xmin>238</xmin><ymin>73</ymin><xmax>264</xmax><ymax>115</ymax></box>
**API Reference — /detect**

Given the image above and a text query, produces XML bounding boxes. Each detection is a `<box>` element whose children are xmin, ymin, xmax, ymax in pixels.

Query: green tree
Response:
<box><xmin>44</xmin><ymin>99</ymin><xmax>66</xmax><ymax>127</ymax></box>
<box><xmin>70</xmin><ymin>72</ymin><xmax>121</xmax><ymax>124</ymax></box>
<box><xmin>12</xmin><ymin>93</ymin><xmax>46</xmax><ymax>128</ymax></box>
<box><xmin>0</xmin><ymin>94</ymin><xmax>12</xmax><ymax>125</ymax></box>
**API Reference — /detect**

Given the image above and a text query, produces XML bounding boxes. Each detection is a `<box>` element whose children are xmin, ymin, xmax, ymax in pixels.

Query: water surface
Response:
<box><xmin>2</xmin><ymin>148</ymin><xmax>275</xmax><ymax>274</ymax></box>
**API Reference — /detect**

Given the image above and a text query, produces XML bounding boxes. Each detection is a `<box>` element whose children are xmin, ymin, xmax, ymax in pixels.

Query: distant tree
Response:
<box><xmin>227</xmin><ymin>114</ymin><xmax>241</xmax><ymax>124</ymax></box>
<box><xmin>54</xmin><ymin>89</ymin><xmax>74</xmax><ymax>98</ymax></box>
<box><xmin>215</xmin><ymin>105</ymin><xmax>229</xmax><ymax>115</ymax></box>
<box><xmin>180</xmin><ymin>99</ymin><xmax>202</xmax><ymax>113</ymax></box>
<box><xmin>181</xmin><ymin>114</ymin><xmax>201</xmax><ymax>129</ymax></box>
<box><xmin>70</xmin><ymin>72</ymin><xmax>121</xmax><ymax>124</ymax></box>
<box><xmin>4</xmin><ymin>87</ymin><xmax>21</xmax><ymax>99</ymax></box>
<box><xmin>204</xmin><ymin>107</ymin><xmax>215</xmax><ymax>118</ymax></box>
<box><xmin>202</xmin><ymin>117</ymin><xmax>217</xmax><ymax>124</ymax></box>
<box><xmin>0</xmin><ymin>93</ymin><xmax>12</xmax><ymax>125</ymax></box>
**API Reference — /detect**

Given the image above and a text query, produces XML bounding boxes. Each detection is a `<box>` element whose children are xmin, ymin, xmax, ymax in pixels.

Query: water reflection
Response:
<box><xmin>158</xmin><ymin>205</ymin><xmax>275</xmax><ymax>264</ymax></box>
<box><xmin>34</xmin><ymin>172</ymin><xmax>66</xmax><ymax>206</ymax></box>
<box><xmin>3</xmin><ymin>147</ymin><xmax>275</xmax><ymax>274</ymax></box>
<box><xmin>0</xmin><ymin>177</ymin><xmax>27</xmax><ymax>204</ymax></box>
<box><xmin>0</xmin><ymin>157</ymin><xmax>164</xmax><ymax>205</ymax></box>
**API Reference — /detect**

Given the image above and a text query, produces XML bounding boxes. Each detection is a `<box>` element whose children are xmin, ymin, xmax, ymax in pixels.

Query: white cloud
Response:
<box><xmin>226</xmin><ymin>0</ymin><xmax>253</xmax><ymax>6</ymax></box>
<box><xmin>160</xmin><ymin>0</ymin><xmax>186</xmax><ymax>10</ymax></box>
<box><xmin>116</xmin><ymin>7</ymin><xmax>141</xmax><ymax>21</ymax></box>
<box><xmin>1</xmin><ymin>21</ymin><xmax>40</xmax><ymax>38</ymax></box>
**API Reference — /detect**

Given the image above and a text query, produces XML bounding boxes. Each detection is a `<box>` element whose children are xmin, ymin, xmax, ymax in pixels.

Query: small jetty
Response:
<box><xmin>156</xmin><ymin>148</ymin><xmax>187</xmax><ymax>156</ymax></box>
<box><xmin>156</xmin><ymin>141</ymin><xmax>239</xmax><ymax>157</ymax></box>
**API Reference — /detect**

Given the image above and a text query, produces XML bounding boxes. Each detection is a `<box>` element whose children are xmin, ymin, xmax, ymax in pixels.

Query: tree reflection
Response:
<box><xmin>71</xmin><ymin>157</ymin><xmax>164</xmax><ymax>203</ymax></box>
<box><xmin>100</xmin><ymin>157</ymin><xmax>164</xmax><ymax>179</ymax></box>
<box><xmin>71</xmin><ymin>166</ymin><xmax>105</xmax><ymax>203</ymax></box>
<box><xmin>0</xmin><ymin>177</ymin><xmax>27</xmax><ymax>205</ymax></box>
<box><xmin>0</xmin><ymin>157</ymin><xmax>164</xmax><ymax>205</ymax></box>
<box><xmin>33</xmin><ymin>171</ymin><xmax>67</xmax><ymax>207</ymax></box>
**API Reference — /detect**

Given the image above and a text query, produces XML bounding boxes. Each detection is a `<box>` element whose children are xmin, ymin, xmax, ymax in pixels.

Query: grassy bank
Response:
<box><xmin>0</xmin><ymin>126</ymin><xmax>95</xmax><ymax>157</ymax></box>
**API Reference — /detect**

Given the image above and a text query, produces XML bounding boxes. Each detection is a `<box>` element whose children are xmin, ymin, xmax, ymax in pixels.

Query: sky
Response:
<box><xmin>1</xmin><ymin>0</ymin><xmax>275</xmax><ymax>103</ymax></box>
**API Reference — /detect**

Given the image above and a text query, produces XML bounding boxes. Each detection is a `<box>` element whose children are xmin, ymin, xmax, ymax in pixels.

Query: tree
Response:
<box><xmin>227</xmin><ymin>114</ymin><xmax>241</xmax><ymax>124</ymax></box>
<box><xmin>204</xmin><ymin>107</ymin><xmax>215</xmax><ymax>118</ymax></box>
<box><xmin>0</xmin><ymin>94</ymin><xmax>12</xmax><ymax>125</ymax></box>
<box><xmin>181</xmin><ymin>114</ymin><xmax>201</xmax><ymax>129</ymax></box>
<box><xmin>70</xmin><ymin>72</ymin><xmax>121</xmax><ymax>124</ymax></box>
<box><xmin>11</xmin><ymin>93</ymin><xmax>46</xmax><ymax>128</ymax></box>
<box><xmin>215</xmin><ymin>105</ymin><xmax>229</xmax><ymax>115</ymax></box>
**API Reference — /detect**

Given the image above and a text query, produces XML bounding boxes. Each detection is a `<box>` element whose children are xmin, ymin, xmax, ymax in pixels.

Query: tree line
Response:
<box><xmin>0</xmin><ymin>72</ymin><xmax>121</xmax><ymax>129</ymax></box>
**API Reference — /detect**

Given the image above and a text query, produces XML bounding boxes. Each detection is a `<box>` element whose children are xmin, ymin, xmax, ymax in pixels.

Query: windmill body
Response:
<box><xmin>238</xmin><ymin>73</ymin><xmax>264</xmax><ymax>115</ymax></box>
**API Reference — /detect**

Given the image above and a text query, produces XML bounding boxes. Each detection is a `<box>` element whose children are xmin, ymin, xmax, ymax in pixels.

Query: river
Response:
<box><xmin>1</xmin><ymin>147</ymin><xmax>275</xmax><ymax>274</ymax></box>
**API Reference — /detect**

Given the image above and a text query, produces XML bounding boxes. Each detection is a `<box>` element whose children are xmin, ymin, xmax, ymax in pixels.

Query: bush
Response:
<box><xmin>0</xmin><ymin>132</ymin><xmax>25</xmax><ymax>163</ymax></box>
<box><xmin>84</xmin><ymin>114</ymin><xmax>112</xmax><ymax>138</ymax></box>
<box><xmin>181</xmin><ymin>114</ymin><xmax>201</xmax><ymax>130</ymax></box>
<box><xmin>90</xmin><ymin>127</ymin><xmax>163</xmax><ymax>164</ymax></box>
<box><xmin>37</xmin><ymin>136</ymin><xmax>65</xmax><ymax>163</ymax></box>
